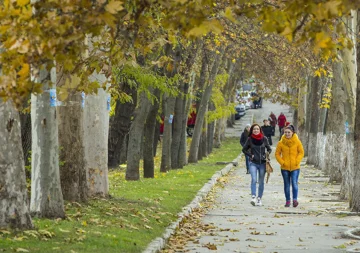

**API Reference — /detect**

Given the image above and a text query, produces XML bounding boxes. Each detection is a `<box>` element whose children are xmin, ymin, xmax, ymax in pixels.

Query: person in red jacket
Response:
<box><xmin>277</xmin><ymin>112</ymin><xmax>287</xmax><ymax>137</ymax></box>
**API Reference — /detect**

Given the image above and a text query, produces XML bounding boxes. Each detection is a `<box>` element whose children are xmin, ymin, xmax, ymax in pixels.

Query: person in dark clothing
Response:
<box><xmin>269</xmin><ymin>112</ymin><xmax>277</xmax><ymax>136</ymax></box>
<box><xmin>261</xmin><ymin>119</ymin><xmax>273</xmax><ymax>145</ymax></box>
<box><xmin>242</xmin><ymin>124</ymin><xmax>272</xmax><ymax>206</ymax></box>
<box><xmin>240</xmin><ymin>124</ymin><xmax>251</xmax><ymax>174</ymax></box>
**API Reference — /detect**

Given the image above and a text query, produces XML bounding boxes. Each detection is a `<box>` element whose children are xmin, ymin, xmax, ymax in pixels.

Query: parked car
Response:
<box><xmin>235</xmin><ymin>104</ymin><xmax>246</xmax><ymax>120</ymax></box>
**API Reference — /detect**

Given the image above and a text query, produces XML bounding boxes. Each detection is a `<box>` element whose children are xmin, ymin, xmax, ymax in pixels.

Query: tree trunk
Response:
<box><xmin>153</xmin><ymin>120</ymin><xmax>160</xmax><ymax>157</ymax></box>
<box><xmin>171</xmin><ymin>83</ymin><xmax>186</xmax><ymax>169</ymax></box>
<box><xmin>198</xmin><ymin>113</ymin><xmax>208</xmax><ymax>160</ymax></box>
<box><xmin>325</xmin><ymin>43</ymin><xmax>356</xmax><ymax>184</ymax></box>
<box><xmin>58</xmin><ymin>92</ymin><xmax>87</xmax><ymax>202</ymax></box>
<box><xmin>306</xmin><ymin>76</ymin><xmax>321</xmax><ymax>165</ymax></box>
<box><xmin>351</xmin><ymin>11</ymin><xmax>360</xmax><ymax>210</ymax></box>
<box><xmin>84</xmin><ymin>87</ymin><xmax>110</xmax><ymax>198</ymax></box>
<box><xmin>126</xmin><ymin>91</ymin><xmax>152</xmax><ymax>180</ymax></box>
<box><xmin>207</xmin><ymin>102</ymin><xmax>215</xmax><ymax>154</ymax></box>
<box><xmin>178</xmin><ymin>72</ymin><xmax>196</xmax><ymax>167</ymax></box>
<box><xmin>143</xmin><ymin>89</ymin><xmax>160</xmax><ymax>178</ymax></box>
<box><xmin>160</xmin><ymin>94</ymin><xmax>176</xmax><ymax>172</ymax></box>
<box><xmin>189</xmin><ymin>48</ymin><xmax>223</xmax><ymax>163</ymax></box>
<box><xmin>30</xmin><ymin>79</ymin><xmax>65</xmax><ymax>218</ymax></box>
<box><xmin>339</xmin><ymin>11</ymin><xmax>357</xmax><ymax>200</ymax></box>
<box><xmin>214</xmin><ymin>118</ymin><xmax>226</xmax><ymax>148</ymax></box>
<box><xmin>108</xmin><ymin>83</ymin><xmax>137</xmax><ymax>167</ymax></box>
<box><xmin>0</xmin><ymin>100</ymin><xmax>33</xmax><ymax>229</ymax></box>
<box><xmin>19</xmin><ymin>107</ymin><xmax>32</xmax><ymax>168</ymax></box>
<box><xmin>297</xmin><ymin>81</ymin><xmax>307</xmax><ymax>153</ymax></box>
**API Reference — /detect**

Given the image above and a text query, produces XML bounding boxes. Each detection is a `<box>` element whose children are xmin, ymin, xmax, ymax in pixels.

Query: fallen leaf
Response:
<box><xmin>15</xmin><ymin>249</ymin><xmax>29</xmax><ymax>252</ymax></box>
<box><xmin>204</xmin><ymin>243</ymin><xmax>217</xmax><ymax>250</ymax></box>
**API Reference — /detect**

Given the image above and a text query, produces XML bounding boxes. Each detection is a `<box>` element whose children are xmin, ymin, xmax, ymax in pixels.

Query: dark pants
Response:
<box><xmin>279</xmin><ymin>126</ymin><xmax>284</xmax><ymax>139</ymax></box>
<box><xmin>245</xmin><ymin>155</ymin><xmax>250</xmax><ymax>173</ymax></box>
<box><xmin>271</xmin><ymin>126</ymin><xmax>276</xmax><ymax>136</ymax></box>
<box><xmin>266</xmin><ymin>135</ymin><xmax>272</xmax><ymax>145</ymax></box>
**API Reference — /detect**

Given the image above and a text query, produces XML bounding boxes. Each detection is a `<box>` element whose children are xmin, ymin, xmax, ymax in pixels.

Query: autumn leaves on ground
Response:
<box><xmin>0</xmin><ymin>139</ymin><xmax>239</xmax><ymax>253</ymax></box>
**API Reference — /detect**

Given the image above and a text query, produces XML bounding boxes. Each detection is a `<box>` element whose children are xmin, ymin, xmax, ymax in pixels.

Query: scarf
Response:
<box><xmin>251</xmin><ymin>133</ymin><xmax>264</xmax><ymax>145</ymax></box>
<box><xmin>251</xmin><ymin>133</ymin><xmax>263</xmax><ymax>140</ymax></box>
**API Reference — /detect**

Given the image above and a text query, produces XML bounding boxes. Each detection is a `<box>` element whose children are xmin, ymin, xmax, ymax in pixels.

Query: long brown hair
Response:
<box><xmin>249</xmin><ymin>123</ymin><xmax>264</xmax><ymax>135</ymax></box>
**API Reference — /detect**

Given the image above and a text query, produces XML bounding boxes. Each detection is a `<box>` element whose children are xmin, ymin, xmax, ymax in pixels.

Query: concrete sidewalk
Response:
<box><xmin>158</xmin><ymin>102</ymin><xmax>360</xmax><ymax>253</ymax></box>
<box><xmin>178</xmin><ymin>154</ymin><xmax>360</xmax><ymax>253</ymax></box>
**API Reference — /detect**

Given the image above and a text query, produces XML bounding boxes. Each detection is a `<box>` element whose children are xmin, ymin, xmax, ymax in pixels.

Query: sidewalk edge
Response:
<box><xmin>142</xmin><ymin>153</ymin><xmax>243</xmax><ymax>253</ymax></box>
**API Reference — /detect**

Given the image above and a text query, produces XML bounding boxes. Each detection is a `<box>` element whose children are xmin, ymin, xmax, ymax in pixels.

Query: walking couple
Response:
<box><xmin>240</xmin><ymin>123</ymin><xmax>304</xmax><ymax>207</ymax></box>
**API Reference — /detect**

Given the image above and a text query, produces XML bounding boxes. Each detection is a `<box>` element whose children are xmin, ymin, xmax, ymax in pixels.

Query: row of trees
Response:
<box><xmin>293</xmin><ymin>9</ymin><xmax>360</xmax><ymax>212</ymax></box>
<box><xmin>1</xmin><ymin>0</ymin><xmax>358</xmax><ymax>230</ymax></box>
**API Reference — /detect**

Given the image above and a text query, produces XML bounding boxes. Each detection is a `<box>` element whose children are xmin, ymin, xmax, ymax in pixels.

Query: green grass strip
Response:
<box><xmin>0</xmin><ymin>138</ymin><xmax>241</xmax><ymax>253</ymax></box>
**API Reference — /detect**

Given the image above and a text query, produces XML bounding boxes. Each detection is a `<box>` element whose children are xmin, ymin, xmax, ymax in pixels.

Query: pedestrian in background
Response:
<box><xmin>261</xmin><ymin>119</ymin><xmax>273</xmax><ymax>146</ymax></box>
<box><xmin>242</xmin><ymin>124</ymin><xmax>272</xmax><ymax>206</ymax></box>
<box><xmin>240</xmin><ymin>124</ymin><xmax>251</xmax><ymax>174</ymax></box>
<box><xmin>275</xmin><ymin>125</ymin><xmax>304</xmax><ymax>207</ymax></box>
<box><xmin>269</xmin><ymin>112</ymin><xmax>277</xmax><ymax>136</ymax></box>
<box><xmin>277</xmin><ymin>112</ymin><xmax>287</xmax><ymax>137</ymax></box>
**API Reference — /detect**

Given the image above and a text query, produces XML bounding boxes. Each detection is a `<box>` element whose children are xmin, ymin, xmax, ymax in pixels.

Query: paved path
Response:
<box><xmin>164</xmin><ymin>101</ymin><xmax>360</xmax><ymax>253</ymax></box>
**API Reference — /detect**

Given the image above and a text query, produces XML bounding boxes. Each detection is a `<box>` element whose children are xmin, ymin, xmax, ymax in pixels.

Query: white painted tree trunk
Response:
<box><xmin>0</xmin><ymin>100</ymin><xmax>33</xmax><ymax>229</ymax></box>
<box><xmin>30</xmin><ymin>67</ymin><xmax>65</xmax><ymax>218</ymax></box>
<box><xmin>340</xmin><ymin>10</ymin><xmax>357</xmax><ymax>200</ymax></box>
<box><xmin>325</xmin><ymin>13</ymin><xmax>357</xmax><ymax>194</ymax></box>
<box><xmin>84</xmin><ymin>87</ymin><xmax>109</xmax><ymax>197</ymax></box>
<box><xmin>350</xmin><ymin>10</ymin><xmax>360</xmax><ymax>211</ymax></box>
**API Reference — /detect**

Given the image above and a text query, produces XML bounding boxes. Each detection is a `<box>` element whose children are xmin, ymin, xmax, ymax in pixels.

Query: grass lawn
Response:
<box><xmin>0</xmin><ymin>137</ymin><xmax>241</xmax><ymax>253</ymax></box>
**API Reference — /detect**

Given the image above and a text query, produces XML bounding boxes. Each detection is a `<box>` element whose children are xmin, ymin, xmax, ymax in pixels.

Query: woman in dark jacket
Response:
<box><xmin>240</xmin><ymin>124</ymin><xmax>251</xmax><ymax>174</ymax></box>
<box><xmin>242</xmin><ymin>123</ymin><xmax>272</xmax><ymax>206</ymax></box>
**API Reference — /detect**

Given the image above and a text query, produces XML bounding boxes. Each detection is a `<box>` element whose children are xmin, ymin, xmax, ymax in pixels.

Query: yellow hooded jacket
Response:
<box><xmin>275</xmin><ymin>133</ymin><xmax>304</xmax><ymax>171</ymax></box>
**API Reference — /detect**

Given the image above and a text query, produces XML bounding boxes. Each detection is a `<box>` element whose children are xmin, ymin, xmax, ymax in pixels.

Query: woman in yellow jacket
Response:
<box><xmin>275</xmin><ymin>125</ymin><xmax>304</xmax><ymax>207</ymax></box>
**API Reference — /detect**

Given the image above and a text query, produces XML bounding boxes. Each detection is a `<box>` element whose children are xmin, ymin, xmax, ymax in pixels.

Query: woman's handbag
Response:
<box><xmin>265</xmin><ymin>152</ymin><xmax>273</xmax><ymax>183</ymax></box>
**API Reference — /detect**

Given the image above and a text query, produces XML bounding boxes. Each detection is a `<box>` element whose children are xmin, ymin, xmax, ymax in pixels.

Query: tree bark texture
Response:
<box><xmin>339</xmin><ymin>11</ymin><xmax>357</xmax><ymax>200</ymax></box>
<box><xmin>143</xmin><ymin>89</ymin><xmax>160</xmax><ymax>178</ymax></box>
<box><xmin>126</xmin><ymin>91</ymin><xmax>152</xmax><ymax>180</ymax></box>
<box><xmin>19</xmin><ymin>108</ymin><xmax>31</xmax><ymax>168</ymax></box>
<box><xmin>207</xmin><ymin>102</ymin><xmax>215</xmax><ymax>154</ymax></box>
<box><xmin>325</xmin><ymin>16</ymin><xmax>356</xmax><ymax>186</ymax></box>
<box><xmin>0</xmin><ymin>100</ymin><xmax>33</xmax><ymax>229</ymax></box>
<box><xmin>198</xmin><ymin>114</ymin><xmax>208</xmax><ymax>160</ymax></box>
<box><xmin>160</xmin><ymin>94</ymin><xmax>176</xmax><ymax>172</ymax></box>
<box><xmin>306</xmin><ymin>76</ymin><xmax>321</xmax><ymax>165</ymax></box>
<box><xmin>171</xmin><ymin>83</ymin><xmax>187</xmax><ymax>169</ymax></box>
<box><xmin>30</xmin><ymin>88</ymin><xmax>65</xmax><ymax>218</ymax></box>
<box><xmin>58</xmin><ymin>92</ymin><xmax>87</xmax><ymax>202</ymax></box>
<box><xmin>350</xmin><ymin>9</ymin><xmax>360</xmax><ymax>211</ymax></box>
<box><xmin>188</xmin><ymin>48</ymin><xmax>223</xmax><ymax>163</ymax></box>
<box><xmin>297</xmin><ymin>81</ymin><xmax>308</xmax><ymax>155</ymax></box>
<box><xmin>108</xmin><ymin>83</ymin><xmax>137</xmax><ymax>167</ymax></box>
<box><xmin>84</xmin><ymin>87</ymin><xmax>110</xmax><ymax>198</ymax></box>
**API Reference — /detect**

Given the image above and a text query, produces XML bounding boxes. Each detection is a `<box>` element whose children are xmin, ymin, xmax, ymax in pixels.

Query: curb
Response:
<box><xmin>142</xmin><ymin>153</ymin><xmax>243</xmax><ymax>253</ymax></box>
<box><xmin>344</xmin><ymin>227</ymin><xmax>360</xmax><ymax>240</ymax></box>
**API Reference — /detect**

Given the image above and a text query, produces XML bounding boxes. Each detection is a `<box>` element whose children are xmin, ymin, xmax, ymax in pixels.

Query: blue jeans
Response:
<box><xmin>249</xmin><ymin>162</ymin><xmax>266</xmax><ymax>198</ymax></box>
<box><xmin>281</xmin><ymin>169</ymin><xmax>300</xmax><ymax>201</ymax></box>
<box><xmin>245</xmin><ymin>155</ymin><xmax>250</xmax><ymax>172</ymax></box>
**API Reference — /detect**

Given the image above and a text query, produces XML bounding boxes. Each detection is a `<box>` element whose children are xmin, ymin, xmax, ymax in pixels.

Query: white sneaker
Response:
<box><xmin>256</xmin><ymin>197</ymin><xmax>262</xmax><ymax>206</ymax></box>
<box><xmin>250</xmin><ymin>196</ymin><xmax>256</xmax><ymax>206</ymax></box>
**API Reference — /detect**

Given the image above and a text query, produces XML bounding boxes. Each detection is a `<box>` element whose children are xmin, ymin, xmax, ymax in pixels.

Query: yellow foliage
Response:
<box><xmin>16</xmin><ymin>0</ymin><xmax>29</xmax><ymax>7</ymax></box>
<box><xmin>105</xmin><ymin>1</ymin><xmax>124</xmax><ymax>14</ymax></box>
